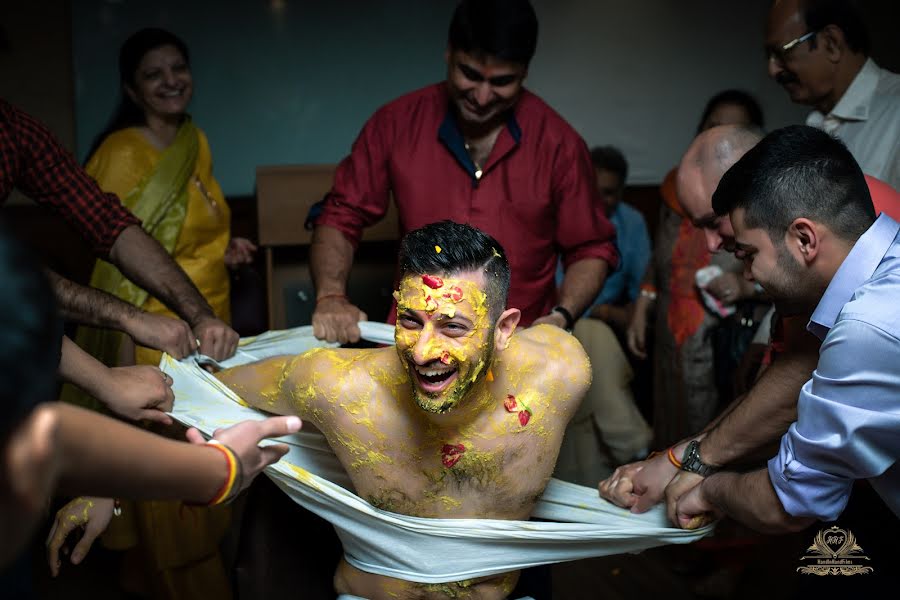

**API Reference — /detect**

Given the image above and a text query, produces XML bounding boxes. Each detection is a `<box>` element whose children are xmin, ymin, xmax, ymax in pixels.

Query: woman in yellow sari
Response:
<box><xmin>63</xmin><ymin>28</ymin><xmax>255</xmax><ymax>599</ymax></box>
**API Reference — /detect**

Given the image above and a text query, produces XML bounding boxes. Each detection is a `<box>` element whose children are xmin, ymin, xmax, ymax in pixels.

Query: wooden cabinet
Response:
<box><xmin>256</xmin><ymin>165</ymin><xmax>399</xmax><ymax>329</ymax></box>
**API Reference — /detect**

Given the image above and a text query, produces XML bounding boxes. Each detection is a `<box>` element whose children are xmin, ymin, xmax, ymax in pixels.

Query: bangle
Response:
<box><xmin>667</xmin><ymin>447</ymin><xmax>683</xmax><ymax>469</ymax></box>
<box><xmin>551</xmin><ymin>305</ymin><xmax>575</xmax><ymax>330</ymax></box>
<box><xmin>205</xmin><ymin>441</ymin><xmax>243</xmax><ymax>506</ymax></box>
<box><xmin>316</xmin><ymin>293</ymin><xmax>348</xmax><ymax>304</ymax></box>
<box><xmin>646</xmin><ymin>450</ymin><xmax>661</xmax><ymax>461</ymax></box>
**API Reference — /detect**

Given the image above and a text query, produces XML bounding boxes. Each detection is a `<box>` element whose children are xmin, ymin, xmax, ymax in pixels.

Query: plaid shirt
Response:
<box><xmin>0</xmin><ymin>99</ymin><xmax>139</xmax><ymax>256</ymax></box>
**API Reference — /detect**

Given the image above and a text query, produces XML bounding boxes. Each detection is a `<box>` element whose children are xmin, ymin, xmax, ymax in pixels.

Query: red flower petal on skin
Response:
<box><xmin>443</xmin><ymin>285</ymin><xmax>464</xmax><ymax>302</ymax></box>
<box><xmin>441</xmin><ymin>443</ymin><xmax>466</xmax><ymax>468</ymax></box>
<box><xmin>422</xmin><ymin>275</ymin><xmax>444</xmax><ymax>289</ymax></box>
<box><xmin>504</xmin><ymin>394</ymin><xmax>518</xmax><ymax>412</ymax></box>
<box><xmin>440</xmin><ymin>351</ymin><xmax>451</xmax><ymax>365</ymax></box>
<box><xmin>518</xmin><ymin>410</ymin><xmax>531</xmax><ymax>426</ymax></box>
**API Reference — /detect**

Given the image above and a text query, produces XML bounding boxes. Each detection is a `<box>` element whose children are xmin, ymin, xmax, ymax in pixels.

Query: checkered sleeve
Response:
<box><xmin>10</xmin><ymin>104</ymin><xmax>140</xmax><ymax>256</ymax></box>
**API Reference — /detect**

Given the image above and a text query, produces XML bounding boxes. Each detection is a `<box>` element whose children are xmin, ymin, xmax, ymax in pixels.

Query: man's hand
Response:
<box><xmin>224</xmin><ymin>237</ymin><xmax>258</xmax><ymax>269</ymax></box>
<box><xmin>192</xmin><ymin>315</ymin><xmax>239</xmax><ymax>361</ymax></box>
<box><xmin>125</xmin><ymin>310</ymin><xmax>196</xmax><ymax>359</ymax></box>
<box><xmin>531</xmin><ymin>310</ymin><xmax>568</xmax><ymax>329</ymax></box>
<box><xmin>626</xmin><ymin>310</ymin><xmax>649</xmax><ymax>359</ymax></box>
<box><xmin>665</xmin><ymin>470</ymin><xmax>705</xmax><ymax>526</ymax></box>
<box><xmin>185</xmin><ymin>415</ymin><xmax>303</xmax><ymax>495</ymax></box>
<box><xmin>705</xmin><ymin>271</ymin><xmax>755</xmax><ymax>305</ymax></box>
<box><xmin>598</xmin><ymin>452</ymin><xmax>680</xmax><ymax>512</ymax></box>
<box><xmin>312</xmin><ymin>295</ymin><xmax>367</xmax><ymax>344</ymax></box>
<box><xmin>100</xmin><ymin>365</ymin><xmax>175</xmax><ymax>425</ymax></box>
<box><xmin>46</xmin><ymin>497</ymin><xmax>115</xmax><ymax>577</ymax></box>
<box><xmin>671</xmin><ymin>480</ymin><xmax>719</xmax><ymax>529</ymax></box>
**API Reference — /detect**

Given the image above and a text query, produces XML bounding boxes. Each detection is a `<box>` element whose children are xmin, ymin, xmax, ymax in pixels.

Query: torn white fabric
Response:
<box><xmin>165</xmin><ymin>324</ymin><xmax>712</xmax><ymax>584</ymax></box>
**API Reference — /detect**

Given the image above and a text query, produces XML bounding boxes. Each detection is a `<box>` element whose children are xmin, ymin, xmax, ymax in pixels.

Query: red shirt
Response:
<box><xmin>0</xmin><ymin>100</ymin><xmax>139</xmax><ymax>256</ymax></box>
<box><xmin>316</xmin><ymin>83</ymin><xmax>617</xmax><ymax>325</ymax></box>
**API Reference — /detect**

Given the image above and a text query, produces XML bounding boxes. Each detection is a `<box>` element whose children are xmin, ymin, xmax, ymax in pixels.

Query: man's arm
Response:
<box><xmin>108</xmin><ymin>225</ymin><xmax>238</xmax><ymax>360</ymax></box>
<box><xmin>51</xmin><ymin>402</ymin><xmax>300</xmax><ymax>502</ymax></box>
<box><xmin>309</xmin><ymin>107</ymin><xmax>393</xmax><ymax>343</ymax></box>
<box><xmin>58</xmin><ymin>336</ymin><xmax>174</xmax><ymax>424</ymax></box>
<box><xmin>7</xmin><ymin>104</ymin><xmax>236</xmax><ymax>359</ymax></box>
<box><xmin>216</xmin><ymin>354</ymin><xmax>313</xmax><ymax>419</ymax></box>
<box><xmin>47</xmin><ymin>270</ymin><xmax>195</xmax><ymax>359</ymax></box>
<box><xmin>697</xmin><ymin>321</ymin><xmax>819</xmax><ymax>468</ymax></box>
<box><xmin>534</xmin><ymin>258</ymin><xmax>608</xmax><ymax>328</ymax></box>
<box><xmin>673</xmin><ymin>469</ymin><xmax>814</xmax><ymax>534</ymax></box>
<box><xmin>310</xmin><ymin>225</ymin><xmax>367</xmax><ymax>343</ymax></box>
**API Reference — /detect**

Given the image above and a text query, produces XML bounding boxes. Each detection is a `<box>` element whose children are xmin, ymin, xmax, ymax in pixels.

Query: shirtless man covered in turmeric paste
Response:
<box><xmin>217</xmin><ymin>221</ymin><xmax>590</xmax><ymax>600</ymax></box>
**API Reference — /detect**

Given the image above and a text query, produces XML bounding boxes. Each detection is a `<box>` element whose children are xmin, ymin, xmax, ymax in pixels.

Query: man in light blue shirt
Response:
<box><xmin>673</xmin><ymin>125</ymin><xmax>899</xmax><ymax>531</ymax></box>
<box><xmin>555</xmin><ymin>146</ymin><xmax>652</xmax><ymax>485</ymax></box>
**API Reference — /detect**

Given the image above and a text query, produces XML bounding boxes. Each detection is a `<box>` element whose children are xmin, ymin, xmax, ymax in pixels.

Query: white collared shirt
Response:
<box><xmin>807</xmin><ymin>59</ymin><xmax>900</xmax><ymax>189</ymax></box>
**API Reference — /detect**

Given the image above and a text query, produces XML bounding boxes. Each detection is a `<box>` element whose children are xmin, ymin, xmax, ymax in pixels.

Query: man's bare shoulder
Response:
<box><xmin>502</xmin><ymin>324</ymin><xmax>591</xmax><ymax>392</ymax></box>
<box><xmin>286</xmin><ymin>346</ymin><xmax>401</xmax><ymax>390</ymax></box>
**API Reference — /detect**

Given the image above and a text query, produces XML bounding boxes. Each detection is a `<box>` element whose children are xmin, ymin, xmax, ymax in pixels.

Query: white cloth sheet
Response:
<box><xmin>165</xmin><ymin>324</ymin><xmax>712</xmax><ymax>584</ymax></box>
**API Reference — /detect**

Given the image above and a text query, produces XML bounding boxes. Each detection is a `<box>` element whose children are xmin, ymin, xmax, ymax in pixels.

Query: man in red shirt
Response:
<box><xmin>310</xmin><ymin>0</ymin><xmax>617</xmax><ymax>343</ymax></box>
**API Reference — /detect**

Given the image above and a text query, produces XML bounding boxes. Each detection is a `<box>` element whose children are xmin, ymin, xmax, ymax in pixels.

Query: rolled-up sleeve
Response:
<box><xmin>12</xmin><ymin>105</ymin><xmax>139</xmax><ymax>257</ymax></box>
<box><xmin>553</xmin><ymin>138</ymin><xmax>618</xmax><ymax>270</ymax></box>
<box><xmin>768</xmin><ymin>318</ymin><xmax>900</xmax><ymax>521</ymax></box>
<box><xmin>315</xmin><ymin>108</ymin><xmax>393</xmax><ymax>249</ymax></box>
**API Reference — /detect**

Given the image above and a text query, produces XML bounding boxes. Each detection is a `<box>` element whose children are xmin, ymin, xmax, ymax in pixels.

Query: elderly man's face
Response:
<box><xmin>765</xmin><ymin>0</ymin><xmax>835</xmax><ymax>107</ymax></box>
<box><xmin>677</xmin><ymin>163</ymin><xmax>737</xmax><ymax>253</ymax></box>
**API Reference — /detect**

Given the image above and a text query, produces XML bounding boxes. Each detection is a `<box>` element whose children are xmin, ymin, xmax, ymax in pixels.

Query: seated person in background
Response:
<box><xmin>555</xmin><ymin>146</ymin><xmax>652</xmax><ymax>485</ymax></box>
<box><xmin>217</xmin><ymin>221</ymin><xmax>590</xmax><ymax>600</ymax></box>
<box><xmin>580</xmin><ymin>146</ymin><xmax>651</xmax><ymax>334</ymax></box>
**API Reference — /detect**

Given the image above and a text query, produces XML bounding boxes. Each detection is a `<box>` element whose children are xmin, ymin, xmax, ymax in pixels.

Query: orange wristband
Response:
<box><xmin>667</xmin><ymin>446</ymin><xmax>683</xmax><ymax>469</ymax></box>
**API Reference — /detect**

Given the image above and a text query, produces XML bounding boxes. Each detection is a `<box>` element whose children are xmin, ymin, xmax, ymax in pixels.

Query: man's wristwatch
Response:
<box><xmin>680</xmin><ymin>440</ymin><xmax>719</xmax><ymax>477</ymax></box>
<box><xmin>551</xmin><ymin>305</ymin><xmax>575</xmax><ymax>331</ymax></box>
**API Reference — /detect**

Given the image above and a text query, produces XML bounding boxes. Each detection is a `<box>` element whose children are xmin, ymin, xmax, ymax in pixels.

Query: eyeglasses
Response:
<box><xmin>766</xmin><ymin>30</ymin><xmax>818</xmax><ymax>65</ymax></box>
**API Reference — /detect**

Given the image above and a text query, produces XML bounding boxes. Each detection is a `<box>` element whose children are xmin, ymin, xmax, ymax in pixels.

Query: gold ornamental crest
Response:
<box><xmin>797</xmin><ymin>526</ymin><xmax>873</xmax><ymax>576</ymax></box>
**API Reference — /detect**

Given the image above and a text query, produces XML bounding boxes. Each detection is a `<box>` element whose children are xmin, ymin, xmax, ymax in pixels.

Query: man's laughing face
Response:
<box><xmin>394</xmin><ymin>270</ymin><xmax>495</xmax><ymax>414</ymax></box>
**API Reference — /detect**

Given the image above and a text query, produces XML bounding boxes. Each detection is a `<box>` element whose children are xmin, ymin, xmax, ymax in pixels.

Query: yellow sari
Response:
<box><xmin>63</xmin><ymin>122</ymin><xmax>233</xmax><ymax>599</ymax></box>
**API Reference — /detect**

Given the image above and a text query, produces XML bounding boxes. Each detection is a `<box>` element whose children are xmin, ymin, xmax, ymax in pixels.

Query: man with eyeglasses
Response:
<box><xmin>765</xmin><ymin>0</ymin><xmax>899</xmax><ymax>188</ymax></box>
<box><xmin>308</xmin><ymin>0</ymin><xmax>617</xmax><ymax>345</ymax></box>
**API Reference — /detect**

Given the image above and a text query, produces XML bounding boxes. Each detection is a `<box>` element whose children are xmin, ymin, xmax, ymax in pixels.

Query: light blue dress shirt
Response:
<box><xmin>768</xmin><ymin>214</ymin><xmax>900</xmax><ymax>521</ymax></box>
<box><xmin>569</xmin><ymin>202</ymin><xmax>650</xmax><ymax>317</ymax></box>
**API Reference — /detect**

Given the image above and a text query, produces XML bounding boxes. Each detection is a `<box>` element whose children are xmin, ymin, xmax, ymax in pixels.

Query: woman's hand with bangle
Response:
<box><xmin>184</xmin><ymin>415</ymin><xmax>303</xmax><ymax>502</ymax></box>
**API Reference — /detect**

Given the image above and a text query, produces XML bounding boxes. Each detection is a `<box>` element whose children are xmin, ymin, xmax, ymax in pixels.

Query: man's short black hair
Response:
<box><xmin>801</xmin><ymin>0</ymin><xmax>870</xmax><ymax>55</ymax></box>
<box><xmin>712</xmin><ymin>125</ymin><xmax>875</xmax><ymax>244</ymax></box>
<box><xmin>698</xmin><ymin>89</ymin><xmax>765</xmax><ymax>134</ymax></box>
<box><xmin>590</xmin><ymin>146</ymin><xmax>628</xmax><ymax>185</ymax></box>
<box><xmin>398</xmin><ymin>220</ymin><xmax>510</xmax><ymax>320</ymax></box>
<box><xmin>0</xmin><ymin>219</ymin><xmax>63</xmax><ymax>446</ymax></box>
<box><xmin>448</xmin><ymin>0</ymin><xmax>539</xmax><ymax>66</ymax></box>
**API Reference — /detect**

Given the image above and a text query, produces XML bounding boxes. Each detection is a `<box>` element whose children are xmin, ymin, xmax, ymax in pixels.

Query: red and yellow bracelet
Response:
<box><xmin>206</xmin><ymin>441</ymin><xmax>241</xmax><ymax>506</ymax></box>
